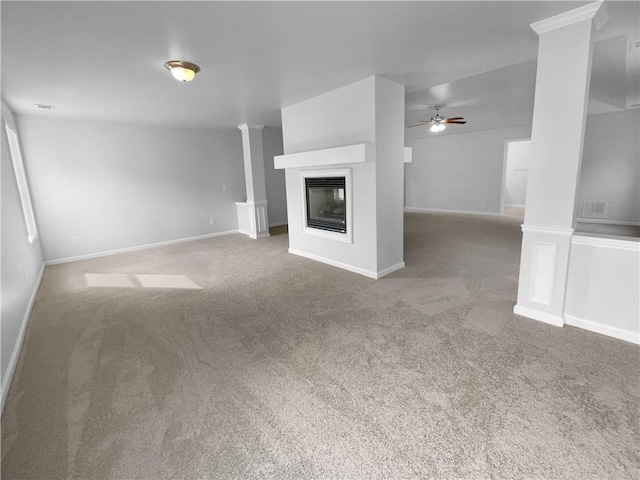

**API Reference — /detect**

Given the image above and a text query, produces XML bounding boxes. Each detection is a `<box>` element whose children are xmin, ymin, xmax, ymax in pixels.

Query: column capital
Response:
<box><xmin>237</xmin><ymin>123</ymin><xmax>265</xmax><ymax>131</ymax></box>
<box><xmin>530</xmin><ymin>1</ymin><xmax>607</xmax><ymax>35</ymax></box>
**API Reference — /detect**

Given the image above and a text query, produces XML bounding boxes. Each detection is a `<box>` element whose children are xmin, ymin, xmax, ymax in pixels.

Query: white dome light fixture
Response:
<box><xmin>164</xmin><ymin>60</ymin><xmax>201</xmax><ymax>82</ymax></box>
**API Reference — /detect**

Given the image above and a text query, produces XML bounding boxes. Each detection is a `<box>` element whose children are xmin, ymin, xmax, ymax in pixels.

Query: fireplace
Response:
<box><xmin>305</xmin><ymin>177</ymin><xmax>346</xmax><ymax>233</ymax></box>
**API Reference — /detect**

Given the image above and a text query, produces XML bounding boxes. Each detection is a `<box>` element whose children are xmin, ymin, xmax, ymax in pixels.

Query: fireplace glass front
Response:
<box><xmin>305</xmin><ymin>177</ymin><xmax>346</xmax><ymax>234</ymax></box>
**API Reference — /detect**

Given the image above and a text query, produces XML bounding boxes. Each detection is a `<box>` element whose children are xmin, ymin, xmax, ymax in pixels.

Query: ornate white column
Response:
<box><xmin>236</xmin><ymin>124</ymin><xmax>270</xmax><ymax>239</ymax></box>
<box><xmin>514</xmin><ymin>1</ymin><xmax>607</xmax><ymax>326</ymax></box>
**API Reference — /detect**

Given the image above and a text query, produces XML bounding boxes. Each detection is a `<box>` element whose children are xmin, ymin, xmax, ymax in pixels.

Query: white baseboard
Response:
<box><xmin>504</xmin><ymin>204</ymin><xmax>526</xmax><ymax>208</ymax></box>
<box><xmin>513</xmin><ymin>304</ymin><xmax>564</xmax><ymax>327</ymax></box>
<box><xmin>46</xmin><ymin>230</ymin><xmax>239</xmax><ymax>265</ymax></box>
<box><xmin>250</xmin><ymin>233</ymin><xmax>271</xmax><ymax>239</ymax></box>
<box><xmin>404</xmin><ymin>207</ymin><xmax>501</xmax><ymax>217</ymax></box>
<box><xmin>564</xmin><ymin>314</ymin><xmax>639</xmax><ymax>345</ymax></box>
<box><xmin>1</xmin><ymin>263</ymin><xmax>45</xmax><ymax>412</ymax></box>
<box><xmin>288</xmin><ymin>248</ymin><xmax>404</xmax><ymax>279</ymax></box>
<box><xmin>289</xmin><ymin>248</ymin><xmax>378</xmax><ymax>279</ymax></box>
<box><xmin>377</xmin><ymin>262</ymin><xmax>406</xmax><ymax>278</ymax></box>
<box><xmin>269</xmin><ymin>222</ymin><xmax>288</xmax><ymax>228</ymax></box>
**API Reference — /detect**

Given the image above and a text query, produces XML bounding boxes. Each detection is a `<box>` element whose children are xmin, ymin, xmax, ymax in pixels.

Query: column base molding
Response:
<box><xmin>513</xmin><ymin>304</ymin><xmax>564</xmax><ymax>327</ymax></box>
<box><xmin>236</xmin><ymin>201</ymin><xmax>270</xmax><ymax>239</ymax></box>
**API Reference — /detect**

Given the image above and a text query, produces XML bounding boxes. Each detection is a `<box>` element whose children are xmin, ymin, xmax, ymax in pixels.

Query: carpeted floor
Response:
<box><xmin>2</xmin><ymin>212</ymin><xmax>639</xmax><ymax>479</ymax></box>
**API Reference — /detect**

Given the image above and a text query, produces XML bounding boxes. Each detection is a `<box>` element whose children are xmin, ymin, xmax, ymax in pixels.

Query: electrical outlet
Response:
<box><xmin>210</xmin><ymin>219</ymin><xmax>215</xmax><ymax>225</ymax></box>
<box><xmin>222</xmin><ymin>184</ymin><xmax>228</xmax><ymax>191</ymax></box>
<box><xmin>72</xmin><ymin>236</ymin><xmax>81</xmax><ymax>244</ymax></box>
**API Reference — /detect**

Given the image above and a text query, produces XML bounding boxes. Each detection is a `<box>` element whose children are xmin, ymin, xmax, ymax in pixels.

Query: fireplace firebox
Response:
<box><xmin>305</xmin><ymin>177</ymin><xmax>346</xmax><ymax>234</ymax></box>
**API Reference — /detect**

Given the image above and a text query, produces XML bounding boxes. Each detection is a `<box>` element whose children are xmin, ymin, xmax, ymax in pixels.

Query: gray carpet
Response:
<box><xmin>2</xmin><ymin>212</ymin><xmax>639</xmax><ymax>479</ymax></box>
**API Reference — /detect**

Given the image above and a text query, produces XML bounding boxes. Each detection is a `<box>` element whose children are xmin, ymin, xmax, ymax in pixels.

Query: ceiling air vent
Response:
<box><xmin>34</xmin><ymin>103</ymin><xmax>55</xmax><ymax>110</ymax></box>
<box><xmin>582</xmin><ymin>200</ymin><xmax>607</xmax><ymax>219</ymax></box>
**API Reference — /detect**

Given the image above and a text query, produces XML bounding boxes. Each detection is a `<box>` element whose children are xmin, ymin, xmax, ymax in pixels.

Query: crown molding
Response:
<box><xmin>530</xmin><ymin>1</ymin><xmax>606</xmax><ymax>35</ymax></box>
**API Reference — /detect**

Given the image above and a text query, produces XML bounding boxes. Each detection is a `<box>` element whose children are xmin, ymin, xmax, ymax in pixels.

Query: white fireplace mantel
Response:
<box><xmin>274</xmin><ymin>143</ymin><xmax>373</xmax><ymax>170</ymax></box>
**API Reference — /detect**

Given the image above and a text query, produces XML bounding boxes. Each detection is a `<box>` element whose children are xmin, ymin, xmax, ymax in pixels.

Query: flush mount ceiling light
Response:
<box><xmin>164</xmin><ymin>60</ymin><xmax>200</xmax><ymax>82</ymax></box>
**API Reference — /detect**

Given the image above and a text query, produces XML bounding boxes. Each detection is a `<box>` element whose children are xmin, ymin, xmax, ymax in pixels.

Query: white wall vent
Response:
<box><xmin>582</xmin><ymin>200</ymin><xmax>608</xmax><ymax>219</ymax></box>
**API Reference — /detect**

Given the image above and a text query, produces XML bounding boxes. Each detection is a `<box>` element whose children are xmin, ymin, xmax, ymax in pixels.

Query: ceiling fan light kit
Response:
<box><xmin>409</xmin><ymin>104</ymin><xmax>467</xmax><ymax>132</ymax></box>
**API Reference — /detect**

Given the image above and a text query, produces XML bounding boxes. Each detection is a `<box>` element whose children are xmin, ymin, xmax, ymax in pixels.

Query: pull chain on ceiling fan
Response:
<box><xmin>408</xmin><ymin>105</ymin><xmax>467</xmax><ymax>132</ymax></box>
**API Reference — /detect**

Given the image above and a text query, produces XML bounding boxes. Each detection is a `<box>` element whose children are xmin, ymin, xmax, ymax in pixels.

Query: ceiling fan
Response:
<box><xmin>408</xmin><ymin>105</ymin><xmax>467</xmax><ymax>132</ymax></box>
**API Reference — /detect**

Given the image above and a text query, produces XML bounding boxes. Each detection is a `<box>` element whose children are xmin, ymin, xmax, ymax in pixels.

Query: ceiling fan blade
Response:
<box><xmin>408</xmin><ymin>123</ymin><xmax>432</xmax><ymax>128</ymax></box>
<box><xmin>444</xmin><ymin>120</ymin><xmax>467</xmax><ymax>124</ymax></box>
<box><xmin>443</xmin><ymin>117</ymin><xmax>465</xmax><ymax>121</ymax></box>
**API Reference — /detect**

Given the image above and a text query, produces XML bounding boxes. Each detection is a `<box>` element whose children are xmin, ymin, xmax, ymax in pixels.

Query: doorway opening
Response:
<box><xmin>501</xmin><ymin>138</ymin><xmax>531</xmax><ymax>219</ymax></box>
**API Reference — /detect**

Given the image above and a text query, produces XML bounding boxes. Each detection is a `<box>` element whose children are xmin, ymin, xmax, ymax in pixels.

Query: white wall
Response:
<box><xmin>18</xmin><ymin>116</ymin><xmax>247</xmax><ymax>261</ymax></box>
<box><xmin>565</xmin><ymin>236</ymin><xmax>639</xmax><ymax>344</ymax></box>
<box><xmin>375</xmin><ymin>78</ymin><xmax>406</xmax><ymax>271</ymax></box>
<box><xmin>1</xmin><ymin>102</ymin><xmax>45</xmax><ymax>409</ymax></box>
<box><xmin>504</xmin><ymin>139</ymin><xmax>531</xmax><ymax>206</ymax></box>
<box><xmin>405</xmin><ymin>125</ymin><xmax>531</xmax><ymax>214</ymax></box>
<box><xmin>281</xmin><ymin>76</ymin><xmax>405</xmax><ymax>278</ymax></box>
<box><xmin>576</xmin><ymin>110</ymin><xmax>640</xmax><ymax>223</ymax></box>
<box><xmin>262</xmin><ymin>127</ymin><xmax>287</xmax><ymax>226</ymax></box>
<box><xmin>282</xmin><ymin>77</ymin><xmax>378</xmax><ymax>275</ymax></box>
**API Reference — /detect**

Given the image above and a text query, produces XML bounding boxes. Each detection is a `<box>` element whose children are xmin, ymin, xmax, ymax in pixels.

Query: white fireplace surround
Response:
<box><xmin>301</xmin><ymin>168</ymin><xmax>353</xmax><ymax>243</ymax></box>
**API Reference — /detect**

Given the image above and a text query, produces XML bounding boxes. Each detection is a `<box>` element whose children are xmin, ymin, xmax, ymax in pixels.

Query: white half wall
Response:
<box><xmin>262</xmin><ymin>127</ymin><xmax>287</xmax><ymax>226</ymax></box>
<box><xmin>565</xmin><ymin>235</ymin><xmax>640</xmax><ymax>344</ymax></box>
<box><xmin>405</xmin><ymin>125</ymin><xmax>531</xmax><ymax>214</ymax></box>
<box><xmin>577</xmin><ymin>110</ymin><xmax>640</xmax><ymax>224</ymax></box>
<box><xmin>1</xmin><ymin>102</ymin><xmax>45</xmax><ymax>409</ymax></box>
<box><xmin>18</xmin><ymin>116</ymin><xmax>247</xmax><ymax>261</ymax></box>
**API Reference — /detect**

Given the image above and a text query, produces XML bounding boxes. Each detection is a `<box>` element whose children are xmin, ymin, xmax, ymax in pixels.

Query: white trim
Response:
<box><xmin>404</xmin><ymin>207</ymin><xmax>501</xmax><ymax>217</ymax></box>
<box><xmin>289</xmin><ymin>248</ymin><xmax>378</xmax><ymax>279</ymax></box>
<box><xmin>235</xmin><ymin>200</ymin><xmax>268</xmax><ymax>206</ymax></box>
<box><xmin>377</xmin><ymin>262</ymin><xmax>406</xmax><ymax>279</ymax></box>
<box><xmin>249</xmin><ymin>233</ymin><xmax>271</xmax><ymax>240</ymax></box>
<box><xmin>530</xmin><ymin>1</ymin><xmax>605</xmax><ymax>35</ymax></box>
<box><xmin>576</xmin><ymin>217</ymin><xmax>640</xmax><ymax>226</ymax></box>
<box><xmin>269</xmin><ymin>222</ymin><xmax>288</xmax><ymax>228</ymax></box>
<box><xmin>529</xmin><ymin>242</ymin><xmax>556</xmax><ymax>305</ymax></box>
<box><xmin>499</xmin><ymin>139</ymin><xmax>509</xmax><ymax>216</ymax></box>
<box><xmin>1</xmin><ymin>263</ymin><xmax>45</xmax><ymax>412</ymax></box>
<box><xmin>564</xmin><ymin>314</ymin><xmax>639</xmax><ymax>345</ymax></box>
<box><xmin>237</xmin><ymin>123</ymin><xmax>264</xmax><ymax>131</ymax></box>
<box><xmin>521</xmin><ymin>224</ymin><xmax>574</xmax><ymax>236</ymax></box>
<box><xmin>289</xmin><ymin>249</ymin><xmax>403</xmax><ymax>279</ymax></box>
<box><xmin>504</xmin><ymin>204</ymin><xmax>526</xmax><ymax>208</ymax></box>
<box><xmin>513</xmin><ymin>304</ymin><xmax>564</xmax><ymax>327</ymax></box>
<box><xmin>45</xmin><ymin>230</ymin><xmax>239</xmax><ymax>265</ymax></box>
<box><xmin>572</xmin><ymin>235</ymin><xmax>640</xmax><ymax>252</ymax></box>
<box><xmin>274</xmin><ymin>143</ymin><xmax>372</xmax><ymax>170</ymax></box>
